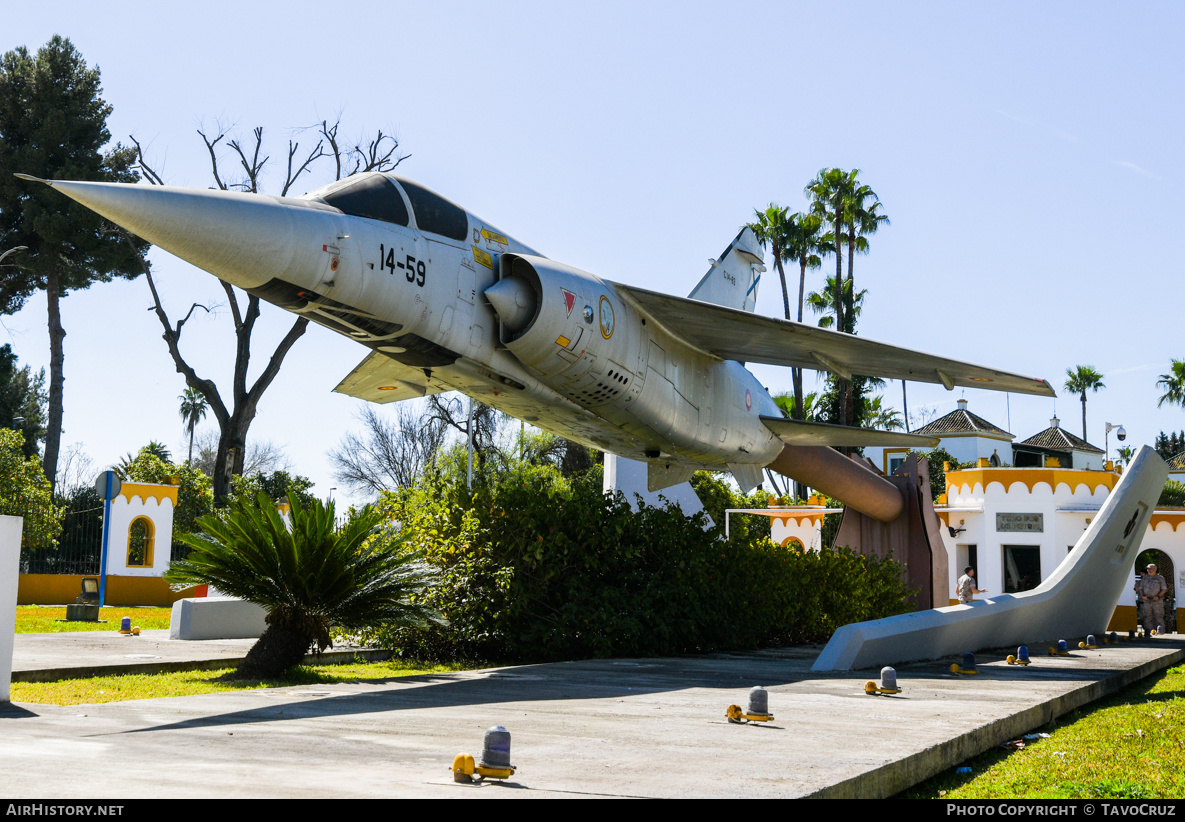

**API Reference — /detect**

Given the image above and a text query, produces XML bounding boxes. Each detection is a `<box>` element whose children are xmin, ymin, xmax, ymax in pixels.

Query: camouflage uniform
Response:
<box><xmin>1135</xmin><ymin>572</ymin><xmax>1169</xmax><ymax>633</ymax></box>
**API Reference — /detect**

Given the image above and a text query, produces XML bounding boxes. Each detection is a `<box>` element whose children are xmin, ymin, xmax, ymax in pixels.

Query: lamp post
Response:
<box><xmin>1105</xmin><ymin>422</ymin><xmax>1126</xmax><ymax>466</ymax></box>
<box><xmin>0</xmin><ymin>246</ymin><xmax>27</xmax><ymax>266</ymax></box>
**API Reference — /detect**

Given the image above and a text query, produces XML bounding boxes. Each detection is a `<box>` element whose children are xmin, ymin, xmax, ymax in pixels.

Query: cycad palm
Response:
<box><xmin>1063</xmin><ymin>365</ymin><xmax>1105</xmax><ymax>440</ymax></box>
<box><xmin>166</xmin><ymin>492</ymin><xmax>441</xmax><ymax>677</ymax></box>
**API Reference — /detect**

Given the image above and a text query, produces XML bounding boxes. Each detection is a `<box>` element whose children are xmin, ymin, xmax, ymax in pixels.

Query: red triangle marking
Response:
<box><xmin>562</xmin><ymin>289</ymin><xmax>576</xmax><ymax>316</ymax></box>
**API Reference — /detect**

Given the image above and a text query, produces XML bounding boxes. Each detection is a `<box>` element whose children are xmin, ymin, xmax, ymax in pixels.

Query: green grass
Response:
<box><xmin>900</xmin><ymin>663</ymin><xmax>1185</xmax><ymax>799</ymax></box>
<box><xmin>14</xmin><ymin>605</ymin><xmax>174</xmax><ymax>633</ymax></box>
<box><xmin>10</xmin><ymin>658</ymin><xmax>486</xmax><ymax>705</ymax></box>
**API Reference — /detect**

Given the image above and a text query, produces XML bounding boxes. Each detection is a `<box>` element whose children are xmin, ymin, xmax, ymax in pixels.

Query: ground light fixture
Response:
<box><xmin>1006</xmin><ymin>646</ymin><xmax>1031</xmax><ymax>665</ymax></box>
<box><xmin>950</xmin><ymin>653</ymin><xmax>978</xmax><ymax>675</ymax></box>
<box><xmin>864</xmin><ymin>666</ymin><xmax>901</xmax><ymax>695</ymax></box>
<box><xmin>726</xmin><ymin>686</ymin><xmax>774</xmax><ymax>723</ymax></box>
<box><xmin>452</xmin><ymin>726</ymin><xmax>515</xmax><ymax>782</ymax></box>
<box><xmin>1078</xmin><ymin>634</ymin><xmax>1098</xmax><ymax>649</ymax></box>
<box><xmin>1049</xmin><ymin>640</ymin><xmax>1070</xmax><ymax>656</ymax></box>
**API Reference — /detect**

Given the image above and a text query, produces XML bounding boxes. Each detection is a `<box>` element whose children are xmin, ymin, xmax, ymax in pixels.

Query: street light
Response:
<box><xmin>0</xmin><ymin>246</ymin><xmax>27</xmax><ymax>265</ymax></box>
<box><xmin>1105</xmin><ymin>422</ymin><xmax>1126</xmax><ymax>466</ymax></box>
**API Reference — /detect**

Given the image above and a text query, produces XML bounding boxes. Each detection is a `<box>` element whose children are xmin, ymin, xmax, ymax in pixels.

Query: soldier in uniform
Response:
<box><xmin>1134</xmin><ymin>563</ymin><xmax>1169</xmax><ymax>634</ymax></box>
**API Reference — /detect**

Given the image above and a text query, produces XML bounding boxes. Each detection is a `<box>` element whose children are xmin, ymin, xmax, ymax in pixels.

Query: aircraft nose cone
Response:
<box><xmin>22</xmin><ymin>176</ymin><xmax>339</xmax><ymax>291</ymax></box>
<box><xmin>484</xmin><ymin>275</ymin><xmax>537</xmax><ymax>332</ymax></box>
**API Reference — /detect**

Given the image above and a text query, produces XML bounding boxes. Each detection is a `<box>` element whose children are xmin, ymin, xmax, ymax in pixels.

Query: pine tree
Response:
<box><xmin>0</xmin><ymin>36</ymin><xmax>143</xmax><ymax>487</ymax></box>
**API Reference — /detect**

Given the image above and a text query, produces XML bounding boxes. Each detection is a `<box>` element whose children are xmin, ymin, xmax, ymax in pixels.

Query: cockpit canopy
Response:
<box><xmin>309</xmin><ymin>173</ymin><xmax>469</xmax><ymax>242</ymax></box>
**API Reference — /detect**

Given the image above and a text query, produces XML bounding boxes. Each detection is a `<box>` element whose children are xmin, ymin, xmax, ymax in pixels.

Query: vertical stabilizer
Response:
<box><xmin>686</xmin><ymin>227</ymin><xmax>765</xmax><ymax>312</ymax></box>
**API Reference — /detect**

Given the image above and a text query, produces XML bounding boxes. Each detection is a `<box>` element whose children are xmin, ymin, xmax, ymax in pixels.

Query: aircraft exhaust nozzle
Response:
<box><xmin>769</xmin><ymin>444</ymin><xmax>905</xmax><ymax>522</ymax></box>
<box><xmin>484</xmin><ymin>275</ymin><xmax>538</xmax><ymax>333</ymax></box>
<box><xmin>18</xmin><ymin>175</ymin><xmax>343</xmax><ymax>291</ymax></box>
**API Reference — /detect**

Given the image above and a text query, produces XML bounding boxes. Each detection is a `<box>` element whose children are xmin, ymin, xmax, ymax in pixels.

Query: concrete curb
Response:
<box><xmin>813</xmin><ymin>646</ymin><xmax>1185</xmax><ymax>798</ymax></box>
<box><xmin>10</xmin><ymin>646</ymin><xmax>395</xmax><ymax>683</ymax></box>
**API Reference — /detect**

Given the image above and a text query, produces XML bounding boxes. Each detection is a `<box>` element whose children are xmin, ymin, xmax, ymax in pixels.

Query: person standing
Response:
<box><xmin>957</xmin><ymin>566</ymin><xmax>987</xmax><ymax>604</ymax></box>
<box><xmin>1135</xmin><ymin>563</ymin><xmax>1169</xmax><ymax>634</ymax></box>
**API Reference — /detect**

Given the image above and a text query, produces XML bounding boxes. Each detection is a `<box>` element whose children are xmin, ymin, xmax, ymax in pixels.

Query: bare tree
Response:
<box><xmin>329</xmin><ymin>403</ymin><xmax>448</xmax><ymax>497</ymax></box>
<box><xmin>128</xmin><ymin>119</ymin><xmax>407</xmax><ymax>502</ymax></box>
<box><xmin>190</xmin><ymin>430</ymin><xmax>291</xmax><ymax>478</ymax></box>
<box><xmin>55</xmin><ymin>442</ymin><xmax>95</xmax><ymax>496</ymax></box>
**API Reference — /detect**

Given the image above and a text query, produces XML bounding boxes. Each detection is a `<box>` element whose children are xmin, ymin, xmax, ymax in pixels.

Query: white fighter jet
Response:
<box><xmin>22</xmin><ymin>171</ymin><xmax>1054</xmax><ymax>517</ymax></box>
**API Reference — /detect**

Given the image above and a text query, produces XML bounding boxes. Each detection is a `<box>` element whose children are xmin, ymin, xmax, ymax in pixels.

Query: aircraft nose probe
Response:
<box><xmin>14</xmin><ymin>174</ymin><xmax>338</xmax><ymax>293</ymax></box>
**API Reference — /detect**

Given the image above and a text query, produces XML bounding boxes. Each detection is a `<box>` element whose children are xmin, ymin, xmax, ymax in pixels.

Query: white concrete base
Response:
<box><xmin>814</xmin><ymin>446</ymin><xmax>1169</xmax><ymax>671</ymax></box>
<box><xmin>0</xmin><ymin>516</ymin><xmax>22</xmax><ymax>702</ymax></box>
<box><xmin>603</xmin><ymin>454</ymin><xmax>712</xmax><ymax>526</ymax></box>
<box><xmin>169</xmin><ymin>597</ymin><xmax>267</xmax><ymax>640</ymax></box>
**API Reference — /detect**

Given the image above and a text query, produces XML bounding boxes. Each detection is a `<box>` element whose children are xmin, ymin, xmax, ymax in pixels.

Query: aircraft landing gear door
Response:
<box><xmin>458</xmin><ymin>257</ymin><xmax>476</xmax><ymax>306</ymax></box>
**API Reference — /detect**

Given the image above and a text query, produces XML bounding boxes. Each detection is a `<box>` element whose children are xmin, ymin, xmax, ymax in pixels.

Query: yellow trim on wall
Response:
<box><xmin>18</xmin><ymin>574</ymin><xmax>199</xmax><ymax>607</ymax></box>
<box><xmin>119</xmin><ymin>482</ymin><xmax>178</xmax><ymax>505</ymax></box>
<box><xmin>946</xmin><ymin>468</ymin><xmax>1117</xmax><ymax>497</ymax></box>
<box><xmin>1150</xmin><ymin>510</ymin><xmax>1185</xmax><ymax>531</ymax></box>
<box><xmin>771</xmin><ymin>514</ymin><xmax>823</xmax><ymax>528</ymax></box>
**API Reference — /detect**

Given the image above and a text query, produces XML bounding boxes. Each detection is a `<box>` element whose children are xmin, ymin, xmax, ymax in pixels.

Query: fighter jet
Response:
<box><xmin>21</xmin><ymin>171</ymin><xmax>1054</xmax><ymax>518</ymax></box>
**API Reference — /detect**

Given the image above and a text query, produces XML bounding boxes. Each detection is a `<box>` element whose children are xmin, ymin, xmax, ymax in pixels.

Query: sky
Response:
<box><xmin>3</xmin><ymin>1</ymin><xmax>1183</xmax><ymax>506</ymax></box>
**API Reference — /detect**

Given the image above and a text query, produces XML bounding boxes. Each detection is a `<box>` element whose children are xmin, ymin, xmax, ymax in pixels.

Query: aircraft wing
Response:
<box><xmin>333</xmin><ymin>351</ymin><xmax>440</xmax><ymax>403</ymax></box>
<box><xmin>760</xmin><ymin>417</ymin><xmax>940</xmax><ymax>448</ymax></box>
<box><xmin>613</xmin><ymin>283</ymin><xmax>1056</xmax><ymax>397</ymax></box>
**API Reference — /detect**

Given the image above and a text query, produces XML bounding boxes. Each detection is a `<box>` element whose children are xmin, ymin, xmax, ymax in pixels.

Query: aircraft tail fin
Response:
<box><xmin>686</xmin><ymin>227</ymin><xmax>764</xmax><ymax>313</ymax></box>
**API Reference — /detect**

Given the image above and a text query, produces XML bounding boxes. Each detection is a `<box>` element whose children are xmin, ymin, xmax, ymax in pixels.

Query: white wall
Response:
<box><xmin>940</xmin><ymin>470</ymin><xmax>1111</xmax><ymax>600</ymax></box>
<box><xmin>105</xmin><ymin>488</ymin><xmax>176</xmax><ymax>577</ymax></box>
<box><xmin>0</xmin><ymin>515</ymin><xmax>23</xmax><ymax>702</ymax></box>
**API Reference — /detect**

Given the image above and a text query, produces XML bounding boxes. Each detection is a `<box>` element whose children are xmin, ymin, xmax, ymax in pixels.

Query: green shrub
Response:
<box><xmin>360</xmin><ymin>460</ymin><xmax>915</xmax><ymax>662</ymax></box>
<box><xmin>1159</xmin><ymin>480</ymin><xmax>1185</xmax><ymax>507</ymax></box>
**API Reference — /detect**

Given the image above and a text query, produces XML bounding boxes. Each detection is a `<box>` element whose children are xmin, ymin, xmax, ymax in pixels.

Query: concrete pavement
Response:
<box><xmin>3</xmin><ymin>631</ymin><xmax>1184</xmax><ymax>798</ymax></box>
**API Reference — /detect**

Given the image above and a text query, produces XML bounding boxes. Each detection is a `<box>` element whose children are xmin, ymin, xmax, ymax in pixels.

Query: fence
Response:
<box><xmin>17</xmin><ymin>504</ymin><xmax>193</xmax><ymax>575</ymax></box>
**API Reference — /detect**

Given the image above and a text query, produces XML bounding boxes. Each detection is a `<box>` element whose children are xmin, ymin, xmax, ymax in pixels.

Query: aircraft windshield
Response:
<box><xmin>320</xmin><ymin>175</ymin><xmax>409</xmax><ymax>227</ymax></box>
<box><xmin>396</xmin><ymin>178</ymin><xmax>469</xmax><ymax>242</ymax></box>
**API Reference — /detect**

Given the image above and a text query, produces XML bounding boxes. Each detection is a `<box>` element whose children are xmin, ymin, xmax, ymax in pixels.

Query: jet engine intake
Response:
<box><xmin>485</xmin><ymin>253</ymin><xmax>639</xmax><ymax>384</ymax></box>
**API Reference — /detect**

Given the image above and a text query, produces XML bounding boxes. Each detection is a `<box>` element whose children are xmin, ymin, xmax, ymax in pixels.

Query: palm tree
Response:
<box><xmin>1064</xmin><ymin>366</ymin><xmax>1105</xmax><ymax>440</ymax></box>
<box><xmin>807</xmin><ymin>168</ymin><xmax>860</xmax><ymax>429</ymax></box>
<box><xmin>1157</xmin><ymin>360</ymin><xmax>1185</xmax><ymax>409</ymax></box>
<box><xmin>843</xmin><ymin>184</ymin><xmax>888</xmax><ymax>328</ymax></box>
<box><xmin>806</xmin><ymin>276</ymin><xmax>866</xmax><ymax>329</ymax></box>
<box><xmin>806</xmin><ymin>168</ymin><xmax>859</xmax><ymax>338</ymax></box>
<box><xmin>864</xmin><ymin>396</ymin><xmax>904</xmax><ymax>431</ymax></box>
<box><xmin>773</xmin><ymin>391</ymin><xmax>820</xmax><ymax>422</ymax></box>
<box><xmin>747</xmin><ymin>205</ymin><xmax>794</xmax><ymax>321</ymax></box>
<box><xmin>783</xmin><ymin>212</ymin><xmax>826</xmax><ymax>420</ymax></box>
<box><xmin>179</xmin><ymin>387</ymin><xmax>209</xmax><ymax>464</ymax></box>
<box><xmin>165</xmin><ymin>492</ymin><xmax>441</xmax><ymax>678</ymax></box>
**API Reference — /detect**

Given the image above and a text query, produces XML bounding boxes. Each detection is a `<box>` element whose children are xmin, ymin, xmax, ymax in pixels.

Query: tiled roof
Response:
<box><xmin>1018</xmin><ymin>426</ymin><xmax>1104</xmax><ymax>454</ymax></box>
<box><xmin>915</xmin><ymin>408</ymin><xmax>1012</xmax><ymax>438</ymax></box>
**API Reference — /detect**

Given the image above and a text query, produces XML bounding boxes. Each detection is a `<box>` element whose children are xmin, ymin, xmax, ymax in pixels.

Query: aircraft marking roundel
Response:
<box><xmin>599</xmin><ymin>296</ymin><xmax>615</xmax><ymax>339</ymax></box>
<box><xmin>745</xmin><ymin>389</ymin><xmax>752</xmax><ymax>411</ymax></box>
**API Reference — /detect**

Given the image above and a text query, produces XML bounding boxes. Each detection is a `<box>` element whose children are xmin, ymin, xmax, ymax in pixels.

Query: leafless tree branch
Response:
<box><xmin>196</xmin><ymin>128</ymin><xmax>228</xmax><ymax>191</ymax></box>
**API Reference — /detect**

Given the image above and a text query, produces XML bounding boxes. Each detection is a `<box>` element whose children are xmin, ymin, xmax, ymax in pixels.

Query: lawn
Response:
<box><xmin>900</xmin><ymin>663</ymin><xmax>1185</xmax><ymax>799</ymax></box>
<box><xmin>10</xmin><ymin>658</ymin><xmax>486</xmax><ymax>705</ymax></box>
<box><xmin>14</xmin><ymin>605</ymin><xmax>173</xmax><ymax>633</ymax></box>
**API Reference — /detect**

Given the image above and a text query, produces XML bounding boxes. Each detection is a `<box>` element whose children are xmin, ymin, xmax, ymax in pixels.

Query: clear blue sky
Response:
<box><xmin>4</xmin><ymin>1</ymin><xmax>1182</xmax><ymax>503</ymax></box>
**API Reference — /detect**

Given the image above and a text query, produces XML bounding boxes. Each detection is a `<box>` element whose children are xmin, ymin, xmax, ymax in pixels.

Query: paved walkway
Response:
<box><xmin>4</xmin><ymin>631</ymin><xmax>1183</xmax><ymax>798</ymax></box>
